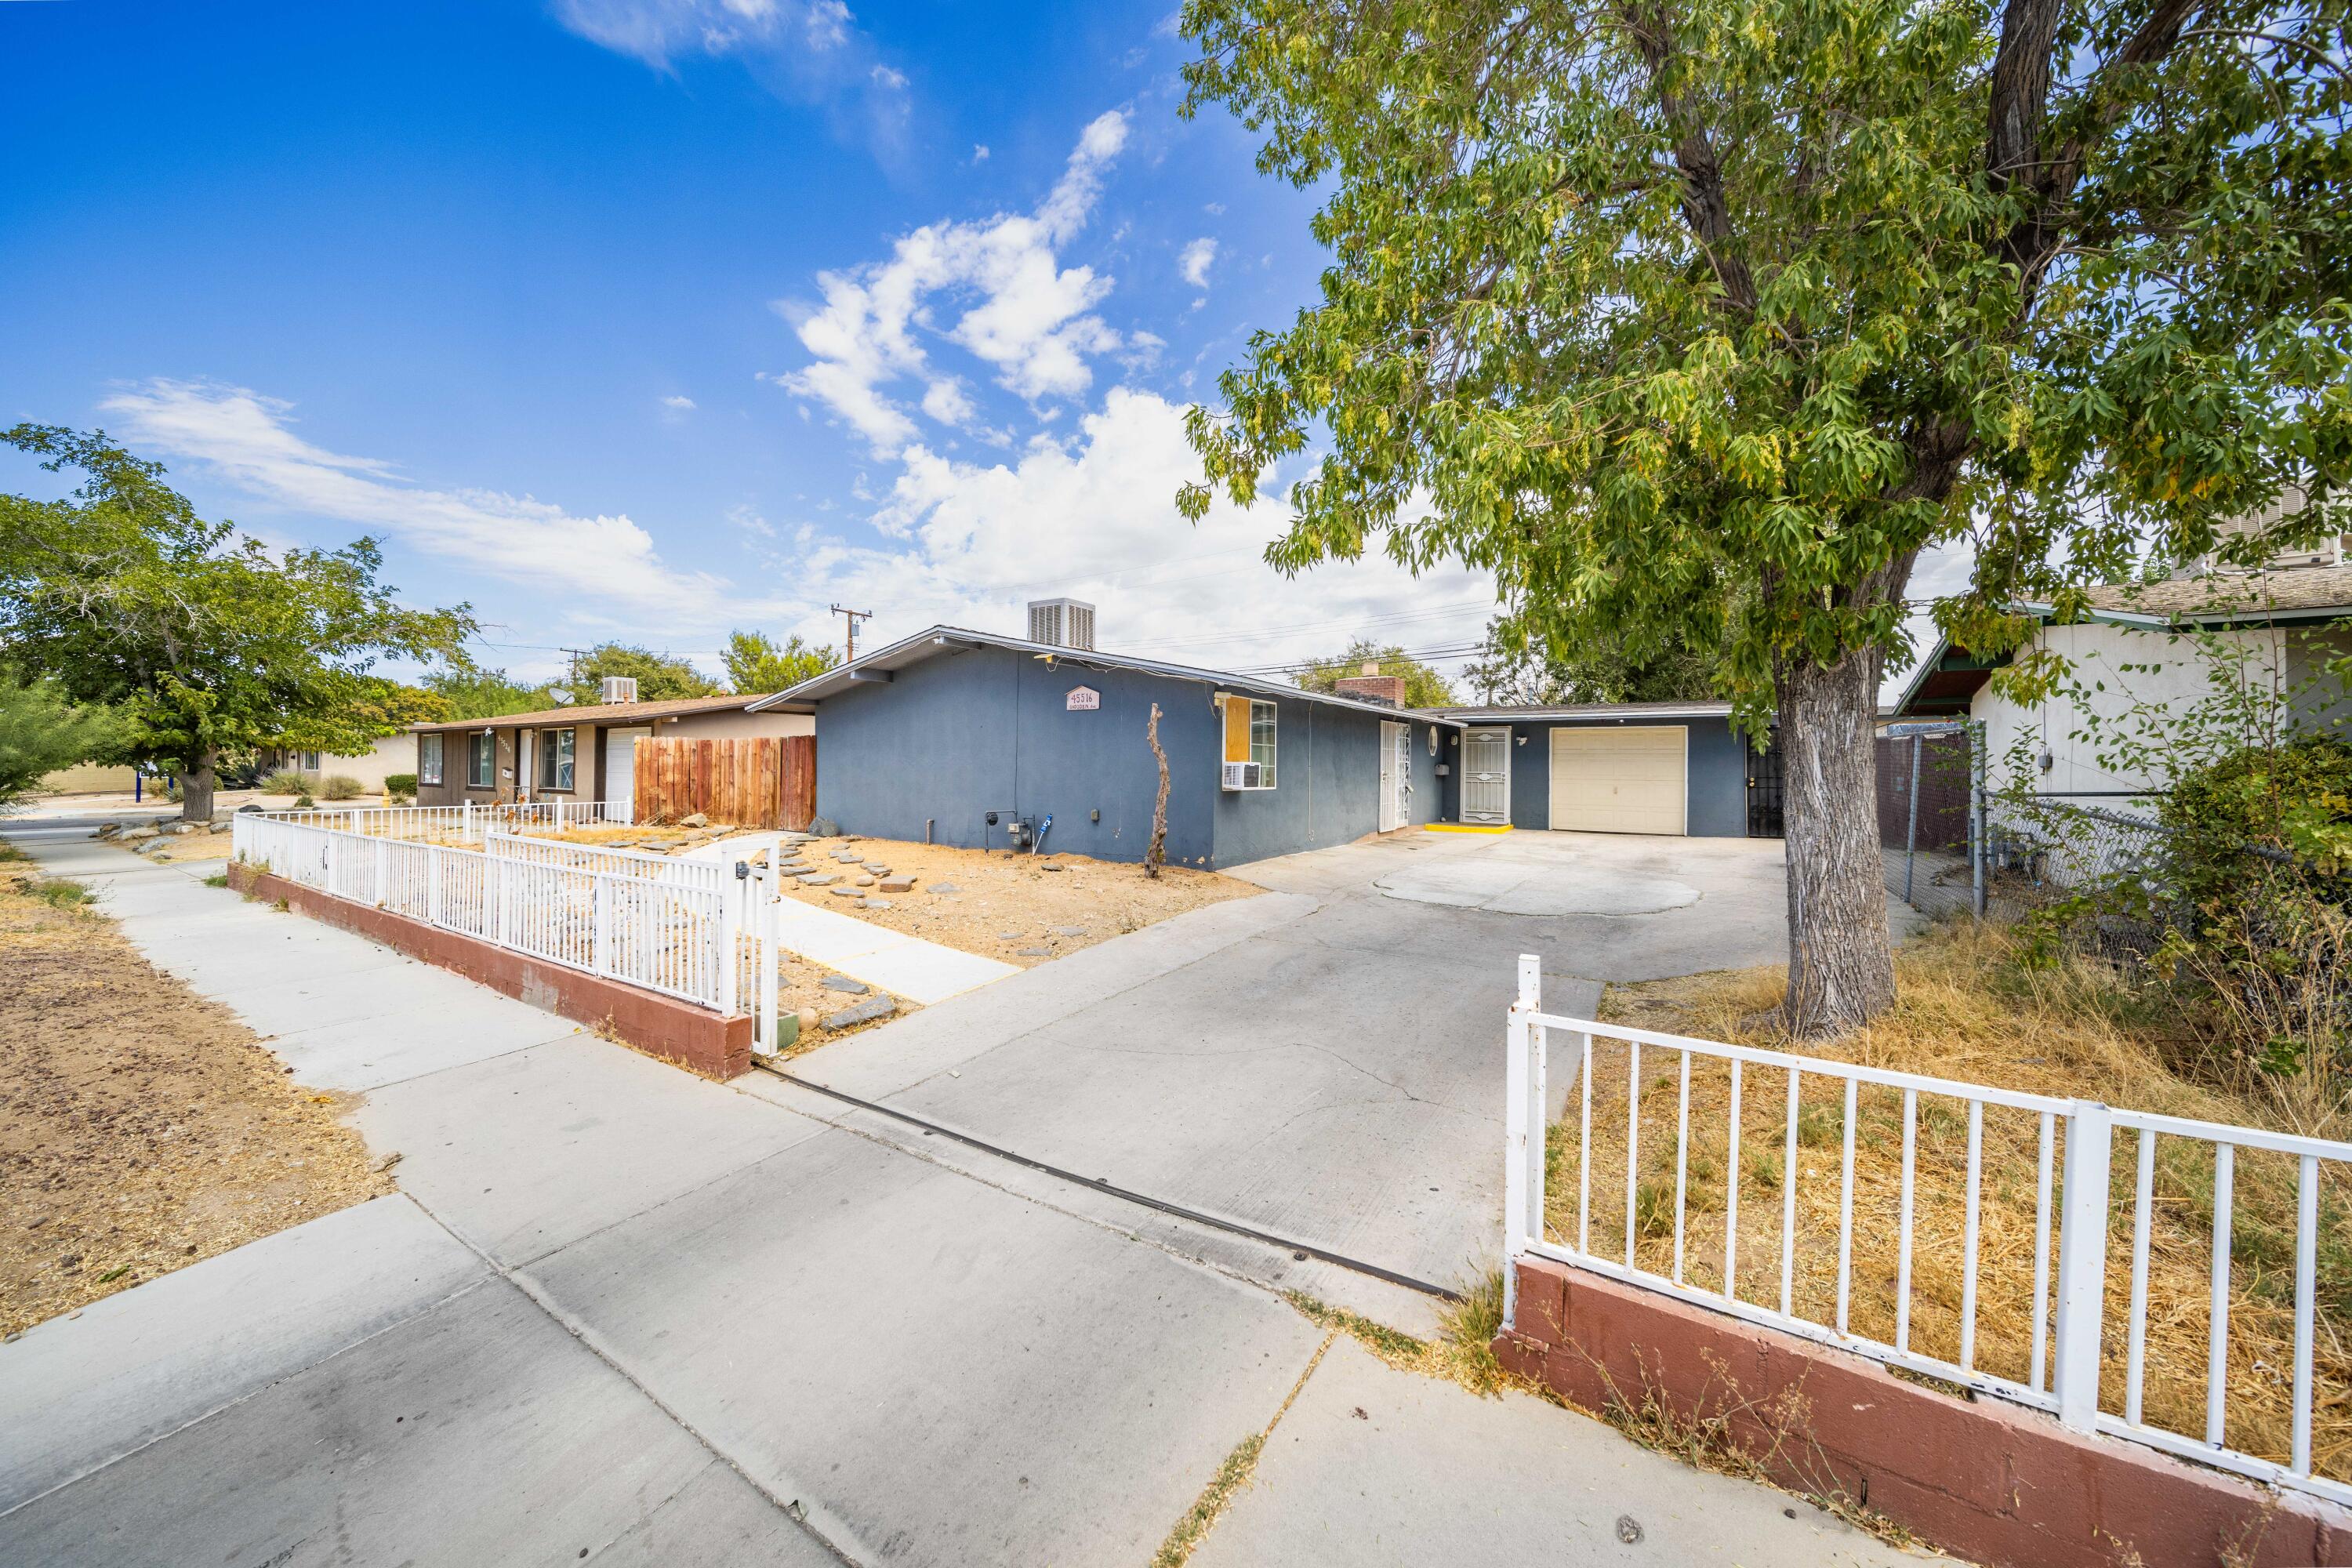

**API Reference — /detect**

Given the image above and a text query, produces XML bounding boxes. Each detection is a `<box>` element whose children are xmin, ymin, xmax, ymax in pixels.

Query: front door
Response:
<box><xmin>1377</xmin><ymin>720</ymin><xmax>1406</xmax><ymax>832</ymax></box>
<box><xmin>1462</xmin><ymin>728</ymin><xmax>1511</xmax><ymax>824</ymax></box>
<box><xmin>604</xmin><ymin>727</ymin><xmax>652</xmax><ymax>823</ymax></box>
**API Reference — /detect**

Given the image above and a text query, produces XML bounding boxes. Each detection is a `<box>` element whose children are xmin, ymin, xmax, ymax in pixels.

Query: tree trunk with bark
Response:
<box><xmin>180</xmin><ymin>749</ymin><xmax>217</xmax><ymax>823</ymax></box>
<box><xmin>1776</xmin><ymin>653</ymin><xmax>1896</xmax><ymax>1036</ymax></box>
<box><xmin>1145</xmin><ymin>703</ymin><xmax>1170</xmax><ymax>877</ymax></box>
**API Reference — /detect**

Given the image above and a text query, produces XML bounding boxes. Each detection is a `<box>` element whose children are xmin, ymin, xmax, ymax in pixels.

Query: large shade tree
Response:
<box><xmin>1178</xmin><ymin>0</ymin><xmax>2350</xmax><ymax>1033</ymax></box>
<box><xmin>0</xmin><ymin>426</ymin><xmax>476</xmax><ymax>820</ymax></box>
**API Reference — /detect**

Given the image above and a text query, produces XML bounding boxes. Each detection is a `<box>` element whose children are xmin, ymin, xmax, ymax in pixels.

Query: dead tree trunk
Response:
<box><xmin>1777</xmin><ymin>652</ymin><xmax>1896</xmax><ymax>1036</ymax></box>
<box><xmin>180</xmin><ymin>747</ymin><xmax>217</xmax><ymax>824</ymax></box>
<box><xmin>1145</xmin><ymin>702</ymin><xmax>1170</xmax><ymax>877</ymax></box>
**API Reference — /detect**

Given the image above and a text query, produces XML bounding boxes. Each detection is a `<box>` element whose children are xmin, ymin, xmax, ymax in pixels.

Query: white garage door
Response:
<box><xmin>1548</xmin><ymin>726</ymin><xmax>1687</xmax><ymax>835</ymax></box>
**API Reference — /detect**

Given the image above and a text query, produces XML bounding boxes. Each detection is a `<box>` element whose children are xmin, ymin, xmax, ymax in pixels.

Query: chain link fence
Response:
<box><xmin>1877</xmin><ymin>722</ymin><xmax>1984</xmax><ymax>921</ymax></box>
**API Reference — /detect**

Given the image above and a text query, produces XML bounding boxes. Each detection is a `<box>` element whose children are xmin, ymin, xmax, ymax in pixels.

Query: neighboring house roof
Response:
<box><xmin>1433</xmin><ymin>700</ymin><xmax>1734</xmax><ymax>722</ymax></box>
<box><xmin>410</xmin><ymin>692</ymin><xmax>796</xmax><ymax>732</ymax></box>
<box><xmin>746</xmin><ymin>625</ymin><xmax>1472</xmax><ymax>728</ymax></box>
<box><xmin>2077</xmin><ymin>564</ymin><xmax>2352</xmax><ymax>622</ymax></box>
<box><xmin>1886</xmin><ymin>564</ymin><xmax>2352</xmax><ymax>720</ymax></box>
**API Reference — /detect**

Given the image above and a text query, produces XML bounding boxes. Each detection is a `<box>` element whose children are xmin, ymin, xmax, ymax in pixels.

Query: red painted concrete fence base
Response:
<box><xmin>227</xmin><ymin>863</ymin><xmax>752</xmax><ymax>1080</ymax></box>
<box><xmin>1497</xmin><ymin>1256</ymin><xmax>2347</xmax><ymax>1568</ymax></box>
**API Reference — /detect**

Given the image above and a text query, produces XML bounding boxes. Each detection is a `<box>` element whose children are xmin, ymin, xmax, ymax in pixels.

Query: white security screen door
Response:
<box><xmin>1462</xmin><ymin>728</ymin><xmax>1511</xmax><ymax>824</ymax></box>
<box><xmin>1378</xmin><ymin>721</ymin><xmax>1410</xmax><ymax>832</ymax></box>
<box><xmin>604</xmin><ymin>726</ymin><xmax>652</xmax><ymax>824</ymax></box>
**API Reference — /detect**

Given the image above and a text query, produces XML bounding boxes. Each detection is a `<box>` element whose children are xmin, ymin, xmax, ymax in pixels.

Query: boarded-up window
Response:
<box><xmin>1220</xmin><ymin>697</ymin><xmax>1277</xmax><ymax>789</ymax></box>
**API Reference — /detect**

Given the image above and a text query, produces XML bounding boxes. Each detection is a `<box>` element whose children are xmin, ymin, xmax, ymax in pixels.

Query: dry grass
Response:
<box><xmin>1576</xmin><ymin>921</ymin><xmax>2352</xmax><ymax>1483</ymax></box>
<box><xmin>1149</xmin><ymin>1332</ymin><xmax>1336</xmax><ymax>1568</ymax></box>
<box><xmin>0</xmin><ymin>847</ymin><xmax>390</xmax><ymax>1335</ymax></box>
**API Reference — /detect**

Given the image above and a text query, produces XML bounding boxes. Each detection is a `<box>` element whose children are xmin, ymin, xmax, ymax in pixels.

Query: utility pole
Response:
<box><xmin>559</xmin><ymin>647</ymin><xmax>591</xmax><ymax>685</ymax></box>
<box><xmin>829</xmin><ymin>604</ymin><xmax>873</xmax><ymax>662</ymax></box>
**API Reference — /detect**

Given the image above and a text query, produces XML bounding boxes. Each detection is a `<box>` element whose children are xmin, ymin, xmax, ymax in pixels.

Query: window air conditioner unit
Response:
<box><xmin>1222</xmin><ymin>761</ymin><xmax>1257</xmax><ymax>791</ymax></box>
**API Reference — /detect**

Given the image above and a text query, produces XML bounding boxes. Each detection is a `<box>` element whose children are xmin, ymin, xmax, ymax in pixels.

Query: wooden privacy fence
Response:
<box><xmin>633</xmin><ymin>735</ymin><xmax>815</xmax><ymax>831</ymax></box>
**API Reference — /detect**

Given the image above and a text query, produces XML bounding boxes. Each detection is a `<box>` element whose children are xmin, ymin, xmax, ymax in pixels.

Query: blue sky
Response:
<box><xmin>1</xmin><ymin>0</ymin><xmax>1503</xmax><ymax>689</ymax></box>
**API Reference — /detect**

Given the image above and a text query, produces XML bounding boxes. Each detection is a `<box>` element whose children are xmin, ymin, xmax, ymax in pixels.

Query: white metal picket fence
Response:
<box><xmin>1503</xmin><ymin>956</ymin><xmax>2352</xmax><ymax>1508</ymax></box>
<box><xmin>254</xmin><ymin>800</ymin><xmax>615</xmax><ymax>842</ymax></box>
<box><xmin>233</xmin><ymin>808</ymin><xmax>730</xmax><ymax>1010</ymax></box>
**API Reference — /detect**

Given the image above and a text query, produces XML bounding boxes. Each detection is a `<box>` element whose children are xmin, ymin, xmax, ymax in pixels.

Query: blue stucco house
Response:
<box><xmin>745</xmin><ymin>611</ymin><xmax>1774</xmax><ymax>869</ymax></box>
<box><xmin>750</xmin><ymin>625</ymin><xmax>1459</xmax><ymax>869</ymax></box>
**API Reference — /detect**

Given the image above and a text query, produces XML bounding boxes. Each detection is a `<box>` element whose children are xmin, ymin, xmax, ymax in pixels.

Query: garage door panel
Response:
<box><xmin>1549</xmin><ymin>727</ymin><xmax>1686</xmax><ymax>834</ymax></box>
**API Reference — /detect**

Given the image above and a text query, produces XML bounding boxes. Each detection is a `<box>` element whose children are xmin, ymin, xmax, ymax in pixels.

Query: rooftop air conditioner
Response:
<box><xmin>600</xmin><ymin>676</ymin><xmax>640</xmax><ymax>704</ymax></box>
<box><xmin>1028</xmin><ymin>597</ymin><xmax>1096</xmax><ymax>651</ymax></box>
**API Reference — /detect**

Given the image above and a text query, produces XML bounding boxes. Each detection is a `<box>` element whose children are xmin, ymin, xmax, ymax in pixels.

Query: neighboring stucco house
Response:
<box><xmin>256</xmin><ymin>734</ymin><xmax>415</xmax><ymax>793</ymax></box>
<box><xmin>1889</xmin><ymin>561</ymin><xmax>2352</xmax><ymax>807</ymax></box>
<box><xmin>409</xmin><ymin>688</ymin><xmax>814</xmax><ymax>821</ymax></box>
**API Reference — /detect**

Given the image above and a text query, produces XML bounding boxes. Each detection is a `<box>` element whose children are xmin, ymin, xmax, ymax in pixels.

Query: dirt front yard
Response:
<box><xmin>0</xmin><ymin>846</ymin><xmax>387</xmax><ymax>1337</ymax></box>
<box><xmin>775</xmin><ymin>837</ymin><xmax>1258</xmax><ymax>968</ymax></box>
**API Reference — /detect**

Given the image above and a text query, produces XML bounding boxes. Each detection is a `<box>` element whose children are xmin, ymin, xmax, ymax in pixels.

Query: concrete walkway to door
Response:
<box><xmin>1</xmin><ymin>821</ymin><xmax>1926</xmax><ymax>1567</ymax></box>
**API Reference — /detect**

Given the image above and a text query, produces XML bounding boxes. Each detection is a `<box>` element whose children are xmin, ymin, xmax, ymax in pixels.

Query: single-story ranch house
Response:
<box><xmin>410</xmin><ymin>685</ymin><xmax>812</xmax><ymax>822</ymax></box>
<box><xmin>737</xmin><ymin>603</ymin><xmax>1781</xmax><ymax>868</ymax></box>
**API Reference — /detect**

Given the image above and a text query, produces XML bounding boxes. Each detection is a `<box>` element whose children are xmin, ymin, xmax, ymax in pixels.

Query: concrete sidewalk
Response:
<box><xmin>1</xmin><ymin>825</ymin><xmax>1927</xmax><ymax>1567</ymax></box>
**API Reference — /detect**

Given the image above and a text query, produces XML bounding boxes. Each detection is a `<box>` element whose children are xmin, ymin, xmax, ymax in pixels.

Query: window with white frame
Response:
<box><xmin>1221</xmin><ymin>695</ymin><xmax>1278</xmax><ymax>789</ymax></box>
<box><xmin>419</xmin><ymin>733</ymin><xmax>444</xmax><ymax>786</ymax></box>
<box><xmin>538</xmin><ymin>728</ymin><xmax>576</xmax><ymax>791</ymax></box>
<box><xmin>467</xmin><ymin>733</ymin><xmax>495</xmax><ymax>789</ymax></box>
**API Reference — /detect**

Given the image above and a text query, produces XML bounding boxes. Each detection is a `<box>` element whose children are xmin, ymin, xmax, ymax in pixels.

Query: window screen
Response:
<box><xmin>419</xmin><ymin>734</ymin><xmax>443</xmax><ymax>786</ymax></box>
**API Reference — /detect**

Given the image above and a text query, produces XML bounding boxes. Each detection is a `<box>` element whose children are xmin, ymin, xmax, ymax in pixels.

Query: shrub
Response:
<box><xmin>259</xmin><ymin>769</ymin><xmax>316</xmax><ymax>796</ymax></box>
<box><xmin>293</xmin><ymin>792</ymin><xmax>315</xmax><ymax>809</ymax></box>
<box><xmin>2163</xmin><ymin>734</ymin><xmax>2352</xmax><ymax>880</ymax></box>
<box><xmin>320</xmin><ymin>774</ymin><xmax>365</xmax><ymax>800</ymax></box>
<box><xmin>383</xmin><ymin>772</ymin><xmax>418</xmax><ymax>798</ymax></box>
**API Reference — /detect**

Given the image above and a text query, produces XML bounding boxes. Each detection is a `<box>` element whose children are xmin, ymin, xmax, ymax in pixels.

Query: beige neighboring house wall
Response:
<box><xmin>34</xmin><ymin>762</ymin><xmax>138</xmax><ymax>795</ymax></box>
<box><xmin>260</xmin><ymin>734</ymin><xmax>414</xmax><ymax>793</ymax></box>
<box><xmin>1969</xmin><ymin>619</ymin><xmax>2350</xmax><ymax>808</ymax></box>
<box><xmin>660</xmin><ymin>710</ymin><xmax>814</xmax><ymax>741</ymax></box>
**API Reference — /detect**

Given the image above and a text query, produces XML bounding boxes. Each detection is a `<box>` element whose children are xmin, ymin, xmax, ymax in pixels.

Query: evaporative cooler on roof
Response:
<box><xmin>1028</xmin><ymin>597</ymin><xmax>1096</xmax><ymax>651</ymax></box>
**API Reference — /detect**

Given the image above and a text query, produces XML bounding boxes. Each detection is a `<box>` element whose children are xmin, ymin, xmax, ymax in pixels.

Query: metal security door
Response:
<box><xmin>1377</xmin><ymin>721</ymin><xmax>1404</xmax><ymax>832</ymax></box>
<box><xmin>1462</xmin><ymin>728</ymin><xmax>1511</xmax><ymax>824</ymax></box>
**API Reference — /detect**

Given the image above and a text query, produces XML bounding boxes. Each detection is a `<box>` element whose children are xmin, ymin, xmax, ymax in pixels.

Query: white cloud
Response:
<box><xmin>1178</xmin><ymin>237</ymin><xmax>1218</xmax><ymax>289</ymax></box>
<box><xmin>829</xmin><ymin>387</ymin><xmax>1497</xmax><ymax>673</ymax></box>
<box><xmin>662</xmin><ymin>394</ymin><xmax>697</xmax><ymax>410</ymax></box>
<box><xmin>779</xmin><ymin>111</ymin><xmax>1132</xmax><ymax>455</ymax></box>
<box><xmin>102</xmin><ymin>380</ymin><xmax>729</xmax><ymax>619</ymax></box>
<box><xmin>971</xmin><ymin>143</ymin><xmax>990</xmax><ymax>162</ymax></box>
<box><xmin>552</xmin><ymin>0</ymin><xmax>910</xmax><ymax>156</ymax></box>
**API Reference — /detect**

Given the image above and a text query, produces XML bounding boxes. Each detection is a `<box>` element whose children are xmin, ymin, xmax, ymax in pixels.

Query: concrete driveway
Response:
<box><xmin>787</xmin><ymin>827</ymin><xmax>1827</xmax><ymax>1325</ymax></box>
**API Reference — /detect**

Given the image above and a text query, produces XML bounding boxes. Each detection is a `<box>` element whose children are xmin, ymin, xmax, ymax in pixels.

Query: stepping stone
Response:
<box><xmin>855</xmin><ymin>875</ymin><xmax>876</xmax><ymax>887</ymax></box>
<box><xmin>803</xmin><ymin>874</ymin><xmax>838</xmax><ymax>886</ymax></box>
<box><xmin>1040</xmin><ymin>862</ymin><xmax>1064</xmax><ymax>873</ymax></box>
<box><xmin>1053</xmin><ymin>926</ymin><xmax>1086</xmax><ymax>937</ymax></box>
<box><xmin>821</xmin><ymin>975</ymin><xmax>869</xmax><ymax>994</ymax></box>
<box><xmin>863</xmin><ymin>862</ymin><xmax>890</xmax><ymax>873</ymax></box>
<box><xmin>829</xmin><ymin>887</ymin><xmax>863</xmax><ymax>898</ymax></box>
<box><xmin>930</xmin><ymin>882</ymin><xmax>959</xmax><ymax>894</ymax></box>
<box><xmin>821</xmin><ymin>996</ymin><xmax>896</xmax><ymax>1030</ymax></box>
<box><xmin>1016</xmin><ymin>946</ymin><xmax>1053</xmax><ymax>957</ymax></box>
<box><xmin>877</xmin><ymin>877</ymin><xmax>913</xmax><ymax>893</ymax></box>
<box><xmin>833</xmin><ymin>849</ymin><xmax>862</xmax><ymax>862</ymax></box>
<box><xmin>862</xmin><ymin>898</ymin><xmax>891</xmax><ymax>910</ymax></box>
<box><xmin>997</xmin><ymin>931</ymin><xmax>1023</xmax><ymax>940</ymax></box>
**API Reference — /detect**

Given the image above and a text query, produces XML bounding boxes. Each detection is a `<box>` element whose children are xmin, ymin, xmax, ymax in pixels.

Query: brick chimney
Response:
<box><xmin>1333</xmin><ymin>673</ymin><xmax>1406</xmax><ymax>707</ymax></box>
